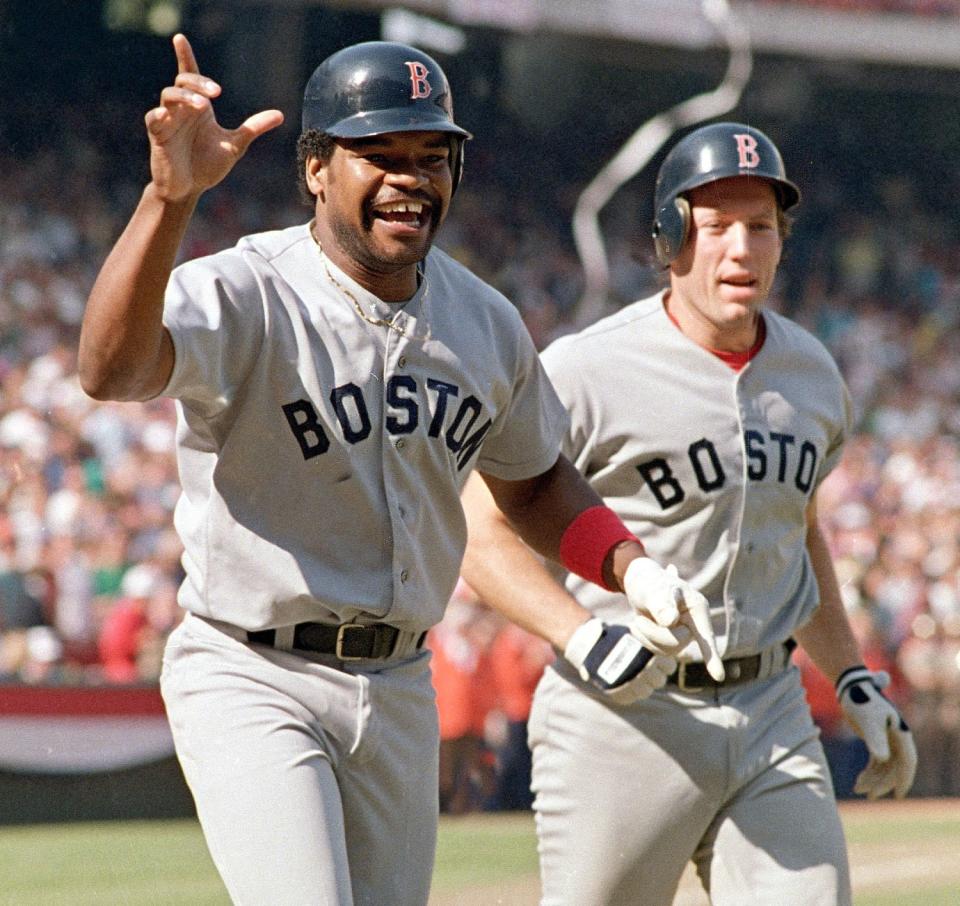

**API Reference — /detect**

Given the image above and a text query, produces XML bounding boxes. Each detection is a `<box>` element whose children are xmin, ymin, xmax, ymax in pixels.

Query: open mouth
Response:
<box><xmin>720</xmin><ymin>276</ymin><xmax>758</xmax><ymax>294</ymax></box>
<box><xmin>371</xmin><ymin>200</ymin><xmax>431</xmax><ymax>230</ymax></box>
<box><xmin>721</xmin><ymin>275</ymin><xmax>756</xmax><ymax>287</ymax></box>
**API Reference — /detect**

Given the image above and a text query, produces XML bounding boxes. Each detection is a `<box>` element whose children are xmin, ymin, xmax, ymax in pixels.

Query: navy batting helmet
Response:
<box><xmin>302</xmin><ymin>41</ymin><xmax>472</xmax><ymax>191</ymax></box>
<box><xmin>651</xmin><ymin>122</ymin><xmax>800</xmax><ymax>265</ymax></box>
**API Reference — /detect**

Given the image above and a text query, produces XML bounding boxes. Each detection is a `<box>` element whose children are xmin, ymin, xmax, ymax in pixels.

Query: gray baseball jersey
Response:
<box><xmin>162</xmin><ymin>222</ymin><xmax>567</xmax><ymax>633</ymax></box>
<box><xmin>529</xmin><ymin>290</ymin><xmax>855</xmax><ymax>906</ymax></box>
<box><xmin>541</xmin><ymin>290</ymin><xmax>853</xmax><ymax>657</ymax></box>
<box><xmin>158</xmin><ymin>221</ymin><xmax>567</xmax><ymax>906</ymax></box>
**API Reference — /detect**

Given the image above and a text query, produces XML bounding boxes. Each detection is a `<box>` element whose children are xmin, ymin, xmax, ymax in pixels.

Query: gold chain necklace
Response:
<box><xmin>311</xmin><ymin>228</ymin><xmax>422</xmax><ymax>338</ymax></box>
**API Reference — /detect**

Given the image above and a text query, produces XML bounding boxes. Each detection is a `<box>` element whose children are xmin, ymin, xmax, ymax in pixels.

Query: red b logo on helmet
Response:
<box><xmin>405</xmin><ymin>61</ymin><xmax>432</xmax><ymax>100</ymax></box>
<box><xmin>734</xmin><ymin>133</ymin><xmax>760</xmax><ymax>169</ymax></box>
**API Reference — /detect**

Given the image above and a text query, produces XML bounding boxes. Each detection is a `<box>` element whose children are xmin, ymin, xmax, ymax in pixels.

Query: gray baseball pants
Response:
<box><xmin>160</xmin><ymin>613</ymin><xmax>438</xmax><ymax>906</ymax></box>
<box><xmin>528</xmin><ymin>660</ymin><xmax>852</xmax><ymax>906</ymax></box>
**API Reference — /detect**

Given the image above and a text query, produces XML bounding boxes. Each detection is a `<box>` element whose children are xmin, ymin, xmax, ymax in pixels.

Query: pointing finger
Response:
<box><xmin>679</xmin><ymin>588</ymin><xmax>725</xmax><ymax>682</ymax></box>
<box><xmin>173</xmin><ymin>33</ymin><xmax>199</xmax><ymax>76</ymax></box>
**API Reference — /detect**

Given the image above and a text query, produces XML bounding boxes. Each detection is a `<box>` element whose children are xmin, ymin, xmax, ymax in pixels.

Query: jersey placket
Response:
<box><xmin>380</xmin><ymin>309</ymin><xmax>420</xmax><ymax>620</ymax></box>
<box><xmin>723</xmin><ymin>373</ymin><xmax>751</xmax><ymax>655</ymax></box>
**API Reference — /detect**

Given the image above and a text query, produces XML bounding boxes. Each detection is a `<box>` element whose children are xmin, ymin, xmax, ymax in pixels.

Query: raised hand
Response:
<box><xmin>144</xmin><ymin>33</ymin><xmax>284</xmax><ymax>202</ymax></box>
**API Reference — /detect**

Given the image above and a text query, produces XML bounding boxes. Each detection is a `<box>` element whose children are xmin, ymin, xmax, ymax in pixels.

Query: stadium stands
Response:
<box><xmin>1</xmin><ymin>9</ymin><xmax>959</xmax><ymax>799</ymax></box>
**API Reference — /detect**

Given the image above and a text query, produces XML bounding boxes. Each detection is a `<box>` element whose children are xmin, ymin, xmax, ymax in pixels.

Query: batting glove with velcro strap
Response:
<box><xmin>837</xmin><ymin>665</ymin><xmax>918</xmax><ymax>799</ymax></box>
<box><xmin>564</xmin><ymin>618</ymin><xmax>680</xmax><ymax>705</ymax></box>
<box><xmin>622</xmin><ymin>558</ymin><xmax>725</xmax><ymax>682</ymax></box>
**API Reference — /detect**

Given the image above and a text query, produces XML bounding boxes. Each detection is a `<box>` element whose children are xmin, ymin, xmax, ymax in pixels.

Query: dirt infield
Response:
<box><xmin>842</xmin><ymin>798</ymin><xmax>960</xmax><ymax>898</ymax></box>
<box><xmin>842</xmin><ymin>796</ymin><xmax>960</xmax><ymax>821</ymax></box>
<box><xmin>428</xmin><ymin>799</ymin><xmax>960</xmax><ymax>906</ymax></box>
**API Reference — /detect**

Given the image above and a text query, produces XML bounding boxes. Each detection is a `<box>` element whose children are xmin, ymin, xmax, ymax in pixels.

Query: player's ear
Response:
<box><xmin>304</xmin><ymin>155</ymin><xmax>326</xmax><ymax>199</ymax></box>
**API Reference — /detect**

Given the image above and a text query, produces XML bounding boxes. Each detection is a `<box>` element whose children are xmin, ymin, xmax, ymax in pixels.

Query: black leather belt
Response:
<box><xmin>666</xmin><ymin>640</ymin><xmax>796</xmax><ymax>691</ymax></box>
<box><xmin>247</xmin><ymin>622</ymin><xmax>424</xmax><ymax>660</ymax></box>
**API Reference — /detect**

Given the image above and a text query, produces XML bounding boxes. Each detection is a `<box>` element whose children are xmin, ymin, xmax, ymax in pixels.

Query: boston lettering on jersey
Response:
<box><xmin>281</xmin><ymin>376</ymin><xmax>491</xmax><ymax>471</ymax></box>
<box><xmin>637</xmin><ymin>429</ymin><xmax>819</xmax><ymax>510</ymax></box>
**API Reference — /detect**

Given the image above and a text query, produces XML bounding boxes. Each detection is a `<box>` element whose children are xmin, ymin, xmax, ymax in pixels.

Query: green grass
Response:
<box><xmin>843</xmin><ymin>812</ymin><xmax>960</xmax><ymax>845</ymax></box>
<box><xmin>0</xmin><ymin>820</ymin><xmax>228</xmax><ymax>906</ymax></box>
<box><xmin>857</xmin><ymin>888</ymin><xmax>960</xmax><ymax>906</ymax></box>
<box><xmin>841</xmin><ymin>803</ymin><xmax>960</xmax><ymax>906</ymax></box>
<box><xmin>0</xmin><ymin>815</ymin><xmax>540</xmax><ymax>905</ymax></box>
<box><xmin>432</xmin><ymin>812</ymin><xmax>538</xmax><ymax>891</ymax></box>
<box><xmin>0</xmin><ymin>804</ymin><xmax>957</xmax><ymax>904</ymax></box>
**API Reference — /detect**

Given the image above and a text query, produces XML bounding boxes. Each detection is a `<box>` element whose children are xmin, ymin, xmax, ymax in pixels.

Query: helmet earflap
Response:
<box><xmin>450</xmin><ymin>136</ymin><xmax>465</xmax><ymax>194</ymax></box>
<box><xmin>652</xmin><ymin>196</ymin><xmax>690</xmax><ymax>267</ymax></box>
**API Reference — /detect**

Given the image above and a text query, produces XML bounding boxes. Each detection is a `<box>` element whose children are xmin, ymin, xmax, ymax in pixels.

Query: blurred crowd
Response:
<box><xmin>2</xmin><ymin>68</ymin><xmax>960</xmax><ymax>802</ymax></box>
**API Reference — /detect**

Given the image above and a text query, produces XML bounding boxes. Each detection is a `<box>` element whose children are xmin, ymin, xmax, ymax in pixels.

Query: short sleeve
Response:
<box><xmin>816</xmin><ymin>372</ymin><xmax>854</xmax><ymax>487</ymax></box>
<box><xmin>161</xmin><ymin>251</ymin><xmax>265</xmax><ymax>417</ymax></box>
<box><xmin>474</xmin><ymin>309</ymin><xmax>568</xmax><ymax>481</ymax></box>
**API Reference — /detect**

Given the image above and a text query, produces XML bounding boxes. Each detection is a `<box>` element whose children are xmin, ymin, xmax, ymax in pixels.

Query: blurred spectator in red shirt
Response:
<box><xmin>97</xmin><ymin>563</ymin><xmax>160</xmax><ymax>684</ymax></box>
<box><xmin>428</xmin><ymin>580</ymin><xmax>499</xmax><ymax>814</ymax></box>
<box><xmin>486</xmin><ymin>622</ymin><xmax>554</xmax><ymax>810</ymax></box>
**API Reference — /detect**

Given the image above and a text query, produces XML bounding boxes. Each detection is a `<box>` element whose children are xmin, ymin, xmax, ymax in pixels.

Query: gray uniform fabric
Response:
<box><xmin>159</xmin><ymin>222</ymin><xmax>567</xmax><ymax>904</ymax></box>
<box><xmin>530</xmin><ymin>291</ymin><xmax>854</xmax><ymax>906</ymax></box>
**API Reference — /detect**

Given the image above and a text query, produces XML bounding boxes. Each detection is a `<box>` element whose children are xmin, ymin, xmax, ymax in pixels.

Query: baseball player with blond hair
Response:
<box><xmin>78</xmin><ymin>34</ymin><xmax>718</xmax><ymax>906</ymax></box>
<box><xmin>462</xmin><ymin>122</ymin><xmax>917</xmax><ymax>906</ymax></box>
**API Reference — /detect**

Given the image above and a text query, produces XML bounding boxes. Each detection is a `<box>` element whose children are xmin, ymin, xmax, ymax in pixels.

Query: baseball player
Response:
<box><xmin>461</xmin><ymin>122</ymin><xmax>918</xmax><ymax>906</ymax></box>
<box><xmin>77</xmin><ymin>35</ymin><xmax>719</xmax><ymax>906</ymax></box>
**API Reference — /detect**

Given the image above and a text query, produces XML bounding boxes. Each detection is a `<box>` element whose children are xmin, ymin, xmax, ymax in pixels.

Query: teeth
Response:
<box><xmin>375</xmin><ymin>202</ymin><xmax>424</xmax><ymax>214</ymax></box>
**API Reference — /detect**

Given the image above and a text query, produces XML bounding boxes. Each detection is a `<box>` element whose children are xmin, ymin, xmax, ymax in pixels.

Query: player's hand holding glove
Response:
<box><xmin>563</xmin><ymin>618</ymin><xmax>684</xmax><ymax>705</ymax></box>
<box><xmin>623</xmin><ymin>559</ymin><xmax>725</xmax><ymax>682</ymax></box>
<box><xmin>837</xmin><ymin>666</ymin><xmax>917</xmax><ymax>799</ymax></box>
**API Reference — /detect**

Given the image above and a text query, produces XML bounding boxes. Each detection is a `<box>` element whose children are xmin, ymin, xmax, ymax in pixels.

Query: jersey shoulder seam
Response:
<box><xmin>547</xmin><ymin>297</ymin><xmax>662</xmax><ymax>353</ymax></box>
<box><xmin>236</xmin><ymin>225</ymin><xmax>311</xmax><ymax>266</ymax></box>
<box><xmin>763</xmin><ymin>309</ymin><xmax>840</xmax><ymax>369</ymax></box>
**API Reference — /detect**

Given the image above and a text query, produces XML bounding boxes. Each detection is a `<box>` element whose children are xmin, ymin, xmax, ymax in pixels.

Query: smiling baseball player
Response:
<box><xmin>77</xmin><ymin>34</ymin><xmax>718</xmax><ymax>906</ymax></box>
<box><xmin>462</xmin><ymin>122</ymin><xmax>918</xmax><ymax>906</ymax></box>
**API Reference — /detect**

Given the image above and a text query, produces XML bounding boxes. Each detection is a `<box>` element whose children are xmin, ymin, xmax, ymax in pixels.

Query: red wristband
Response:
<box><xmin>559</xmin><ymin>505</ymin><xmax>643</xmax><ymax>591</ymax></box>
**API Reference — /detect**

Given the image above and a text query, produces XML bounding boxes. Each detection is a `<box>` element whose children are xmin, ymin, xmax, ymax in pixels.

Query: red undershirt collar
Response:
<box><xmin>665</xmin><ymin>308</ymin><xmax>766</xmax><ymax>372</ymax></box>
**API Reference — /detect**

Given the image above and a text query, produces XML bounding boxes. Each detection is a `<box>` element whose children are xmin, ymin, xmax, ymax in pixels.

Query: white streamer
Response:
<box><xmin>571</xmin><ymin>0</ymin><xmax>753</xmax><ymax>326</ymax></box>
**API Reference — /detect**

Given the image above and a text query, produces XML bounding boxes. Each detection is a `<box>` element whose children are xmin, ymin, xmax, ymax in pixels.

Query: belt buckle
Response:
<box><xmin>335</xmin><ymin>623</ymin><xmax>367</xmax><ymax>660</ymax></box>
<box><xmin>676</xmin><ymin>662</ymin><xmax>705</xmax><ymax>693</ymax></box>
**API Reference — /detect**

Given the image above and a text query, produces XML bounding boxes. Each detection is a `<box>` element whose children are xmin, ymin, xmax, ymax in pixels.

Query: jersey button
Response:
<box><xmin>398</xmin><ymin>355</ymin><xmax>407</xmax><ymax>368</ymax></box>
<box><xmin>396</xmin><ymin>439</ymin><xmax>406</xmax><ymax>450</ymax></box>
<box><xmin>400</xmin><ymin>569</ymin><xmax>409</xmax><ymax>583</ymax></box>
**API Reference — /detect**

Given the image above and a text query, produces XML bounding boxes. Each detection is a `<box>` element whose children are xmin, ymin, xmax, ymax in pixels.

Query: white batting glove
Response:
<box><xmin>564</xmin><ymin>618</ymin><xmax>677</xmax><ymax>705</ymax></box>
<box><xmin>623</xmin><ymin>559</ymin><xmax>725</xmax><ymax>682</ymax></box>
<box><xmin>837</xmin><ymin>666</ymin><xmax>918</xmax><ymax>800</ymax></box>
